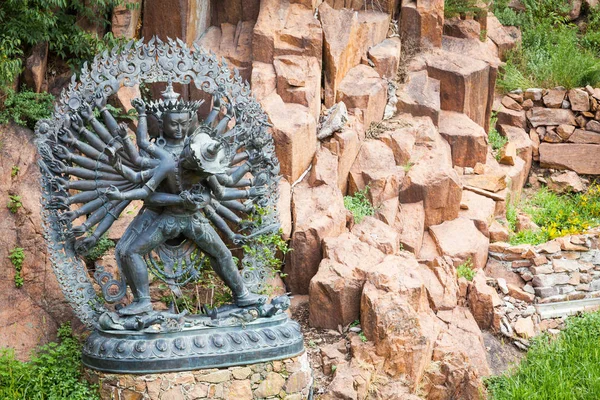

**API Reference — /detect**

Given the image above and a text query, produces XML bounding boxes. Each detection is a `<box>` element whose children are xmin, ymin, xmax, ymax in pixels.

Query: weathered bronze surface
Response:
<box><xmin>34</xmin><ymin>38</ymin><xmax>303</xmax><ymax>373</ymax></box>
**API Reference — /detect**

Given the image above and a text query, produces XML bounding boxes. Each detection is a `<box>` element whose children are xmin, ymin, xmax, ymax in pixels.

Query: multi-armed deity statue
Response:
<box><xmin>34</xmin><ymin>38</ymin><xmax>303</xmax><ymax>373</ymax></box>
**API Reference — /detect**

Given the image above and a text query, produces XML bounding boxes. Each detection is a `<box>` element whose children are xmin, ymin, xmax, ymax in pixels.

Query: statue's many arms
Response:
<box><xmin>47</xmin><ymin>82</ymin><xmax>268</xmax><ymax>316</ymax></box>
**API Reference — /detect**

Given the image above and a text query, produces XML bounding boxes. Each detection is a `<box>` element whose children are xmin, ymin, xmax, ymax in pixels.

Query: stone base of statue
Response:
<box><xmin>85</xmin><ymin>351</ymin><xmax>312</xmax><ymax>400</ymax></box>
<box><xmin>82</xmin><ymin>311</ymin><xmax>304</xmax><ymax>374</ymax></box>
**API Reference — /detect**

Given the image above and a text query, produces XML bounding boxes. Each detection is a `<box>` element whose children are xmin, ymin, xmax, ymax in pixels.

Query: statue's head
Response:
<box><xmin>148</xmin><ymin>81</ymin><xmax>203</xmax><ymax>142</ymax></box>
<box><xmin>181</xmin><ymin>128</ymin><xmax>229</xmax><ymax>175</ymax></box>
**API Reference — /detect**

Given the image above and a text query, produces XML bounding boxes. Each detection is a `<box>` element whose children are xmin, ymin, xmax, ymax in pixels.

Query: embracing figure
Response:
<box><xmin>47</xmin><ymin>82</ymin><xmax>272</xmax><ymax>317</ymax></box>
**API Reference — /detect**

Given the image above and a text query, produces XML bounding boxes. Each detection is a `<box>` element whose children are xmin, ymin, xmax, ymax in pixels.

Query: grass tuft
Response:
<box><xmin>344</xmin><ymin>187</ymin><xmax>375</xmax><ymax>224</ymax></box>
<box><xmin>487</xmin><ymin>311</ymin><xmax>600</xmax><ymax>399</ymax></box>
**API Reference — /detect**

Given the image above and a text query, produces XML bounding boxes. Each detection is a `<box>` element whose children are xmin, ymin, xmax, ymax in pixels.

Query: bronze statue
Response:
<box><xmin>35</xmin><ymin>38</ymin><xmax>303</xmax><ymax>373</ymax></box>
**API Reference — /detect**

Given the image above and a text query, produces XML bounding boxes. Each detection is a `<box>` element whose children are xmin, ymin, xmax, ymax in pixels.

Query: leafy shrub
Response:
<box><xmin>9</xmin><ymin>247</ymin><xmax>24</xmax><ymax>288</ymax></box>
<box><xmin>85</xmin><ymin>234</ymin><xmax>115</xmax><ymax>261</ymax></box>
<box><xmin>0</xmin><ymin>0</ymin><xmax>131</xmax><ymax>87</ymax></box>
<box><xmin>344</xmin><ymin>187</ymin><xmax>375</xmax><ymax>224</ymax></box>
<box><xmin>0</xmin><ymin>87</ymin><xmax>53</xmax><ymax>128</ymax></box>
<box><xmin>7</xmin><ymin>195</ymin><xmax>22</xmax><ymax>213</ymax></box>
<box><xmin>488</xmin><ymin>114</ymin><xmax>508</xmax><ymax>161</ymax></box>
<box><xmin>486</xmin><ymin>311</ymin><xmax>600</xmax><ymax>399</ymax></box>
<box><xmin>0</xmin><ymin>323</ymin><xmax>99</xmax><ymax>399</ymax></box>
<box><xmin>493</xmin><ymin>0</ymin><xmax>600</xmax><ymax>90</ymax></box>
<box><xmin>445</xmin><ymin>0</ymin><xmax>487</xmax><ymax>18</ymax></box>
<box><xmin>456</xmin><ymin>258</ymin><xmax>475</xmax><ymax>281</ymax></box>
<box><xmin>509</xmin><ymin>184</ymin><xmax>600</xmax><ymax>245</ymax></box>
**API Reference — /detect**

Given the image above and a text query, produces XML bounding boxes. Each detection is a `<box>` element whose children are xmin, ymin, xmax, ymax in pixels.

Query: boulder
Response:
<box><xmin>254</xmin><ymin>1</ymin><xmax>322</xmax><ymax>64</ymax></box>
<box><xmin>547</xmin><ymin>171</ymin><xmax>586</xmax><ymax>194</ymax></box>
<box><xmin>395</xmin><ymin>201</ymin><xmax>425</xmax><ymax>254</ymax></box>
<box><xmin>418</xmin><ymin>230</ymin><xmax>442</xmax><ymax>264</ymax></box>
<box><xmin>443</xmin><ymin>17</ymin><xmax>481</xmax><ymax>40</ymax></box>
<box><xmin>261</xmin><ymin>92</ymin><xmax>317</xmax><ymax>182</ymax></box>
<box><xmin>361</xmin><ymin>254</ymin><xmax>444</xmax><ymax>387</ymax></box>
<box><xmin>468</xmin><ymin>269</ymin><xmax>502</xmax><ymax>329</ymax></box>
<box><xmin>337</xmin><ymin>64</ymin><xmax>388</xmax><ymax>129</ymax></box>
<box><xmin>399</xmin><ymin>120</ymin><xmax>462</xmax><ymax>227</ymax></box>
<box><xmin>498</xmin><ymin>124</ymin><xmax>534</xmax><ymax>178</ymax></box>
<box><xmin>400</xmin><ymin>0</ymin><xmax>444</xmax><ymax>48</ymax></box>
<box><xmin>309</xmin><ymin>145</ymin><xmax>339</xmax><ymax>188</ymax></box>
<box><xmin>351</xmin><ymin>216</ymin><xmax>401</xmax><ymax>255</ymax></box>
<box><xmin>438</xmin><ymin>111</ymin><xmax>488</xmax><ymax>168</ymax></box>
<box><xmin>462</xmin><ymin>172</ymin><xmax>507</xmax><ymax>193</ymax></box>
<box><xmin>278</xmin><ymin>178</ymin><xmax>293</xmax><ymax>240</ymax></box>
<box><xmin>286</xmin><ymin>181</ymin><xmax>346</xmax><ymax>294</ymax></box>
<box><xmin>496</xmin><ymin>106</ymin><xmax>527</xmax><ymax>129</ymax></box>
<box><xmin>568</xmin><ymin>88</ymin><xmax>590</xmax><ymax>112</ymax></box>
<box><xmin>368</xmin><ymin>37</ymin><xmax>402</xmax><ymax>80</ymax></box>
<box><xmin>322</xmin><ymin>116</ymin><xmax>365</xmax><ymax>193</ymax></box>
<box><xmin>417</xmin><ymin>257</ymin><xmax>459</xmax><ymax>311</ymax></box>
<box><xmin>0</xmin><ymin>124</ymin><xmax>74</xmax><ymax>360</ymax></box>
<box><xmin>425</xmin><ymin>49</ymin><xmax>492</xmax><ymax>129</ymax></box>
<box><xmin>486</xmin><ymin>13</ymin><xmax>521</xmax><ymax>60</ymax></box>
<box><xmin>497</xmin><ymin>154</ymin><xmax>527</xmax><ymax>202</ymax></box>
<box><xmin>378</xmin><ymin>120</ymin><xmax>417</xmax><ymax>166</ymax></box>
<box><xmin>499</xmin><ymin>142</ymin><xmax>517</xmax><ymax>166</ymax></box>
<box><xmin>309</xmin><ymin>232</ymin><xmax>386</xmax><ymax>329</ymax></box>
<box><xmin>348</xmin><ymin>139</ymin><xmax>404</xmax><ymax>207</ymax></box>
<box><xmin>528</xmin><ymin>107</ymin><xmax>576</xmax><ymax>128</ymax></box>
<box><xmin>111</xmin><ymin>0</ymin><xmax>142</xmax><ymax>38</ymax></box>
<box><xmin>396</xmin><ymin>70</ymin><xmax>441</xmax><ymax>127</ymax></box>
<box><xmin>514</xmin><ymin>316</ymin><xmax>535</xmax><ymax>338</ymax></box>
<box><xmin>23</xmin><ymin>42</ymin><xmax>48</xmax><ymax>93</ymax></box>
<box><xmin>250</xmin><ymin>62</ymin><xmax>276</xmax><ymax>102</ymax></box>
<box><xmin>319</xmin><ymin>3</ymin><xmax>389</xmax><ymax>106</ymax></box>
<box><xmin>567</xmin><ymin>129</ymin><xmax>600</xmax><ymax>144</ymax></box>
<box><xmin>539</xmin><ymin>143</ymin><xmax>600</xmax><ymax>174</ymax></box>
<box><xmin>459</xmin><ymin>190</ymin><xmax>496</xmax><ymax>234</ymax></box>
<box><xmin>143</xmin><ymin>0</ymin><xmax>209</xmax><ymax>45</ymax></box>
<box><xmin>273</xmin><ymin>55</ymin><xmax>321</xmax><ymax>120</ymax></box>
<box><xmin>543</xmin><ymin>89</ymin><xmax>567</xmax><ymax>108</ymax></box>
<box><xmin>211</xmin><ymin>0</ymin><xmax>260</xmax><ymax>25</ymax></box>
<box><xmin>489</xmin><ymin>220</ymin><xmax>510</xmax><ymax>243</ymax></box>
<box><xmin>197</xmin><ymin>21</ymin><xmax>254</xmax><ymax>82</ymax></box>
<box><xmin>424</xmin><ymin>307</ymin><xmax>489</xmax><ymax>399</ymax></box>
<box><xmin>430</xmin><ymin>217</ymin><xmax>489</xmax><ymax>269</ymax></box>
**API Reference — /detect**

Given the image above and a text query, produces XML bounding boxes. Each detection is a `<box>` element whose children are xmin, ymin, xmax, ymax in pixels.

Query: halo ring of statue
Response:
<box><xmin>34</xmin><ymin>37</ymin><xmax>303</xmax><ymax>373</ymax></box>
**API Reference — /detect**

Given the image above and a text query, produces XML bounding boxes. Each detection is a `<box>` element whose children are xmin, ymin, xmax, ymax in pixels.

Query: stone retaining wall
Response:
<box><xmin>85</xmin><ymin>352</ymin><xmax>312</xmax><ymax>400</ymax></box>
<box><xmin>497</xmin><ymin>87</ymin><xmax>600</xmax><ymax>175</ymax></box>
<box><xmin>488</xmin><ymin>229</ymin><xmax>600</xmax><ymax>303</ymax></box>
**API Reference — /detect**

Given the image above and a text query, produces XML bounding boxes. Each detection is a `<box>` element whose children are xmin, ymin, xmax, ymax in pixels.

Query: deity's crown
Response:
<box><xmin>147</xmin><ymin>80</ymin><xmax>204</xmax><ymax>117</ymax></box>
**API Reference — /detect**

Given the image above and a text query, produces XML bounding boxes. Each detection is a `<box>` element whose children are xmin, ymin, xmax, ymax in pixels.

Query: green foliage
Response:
<box><xmin>488</xmin><ymin>114</ymin><xmax>508</xmax><ymax>161</ymax></box>
<box><xmin>445</xmin><ymin>0</ymin><xmax>487</xmax><ymax>18</ymax></box>
<box><xmin>85</xmin><ymin>234</ymin><xmax>115</xmax><ymax>261</ymax></box>
<box><xmin>0</xmin><ymin>322</ymin><xmax>99</xmax><ymax>399</ymax></box>
<box><xmin>9</xmin><ymin>247</ymin><xmax>24</xmax><ymax>288</ymax></box>
<box><xmin>7</xmin><ymin>195</ymin><xmax>22</xmax><ymax>213</ymax></box>
<box><xmin>402</xmin><ymin>161</ymin><xmax>415</xmax><ymax>172</ymax></box>
<box><xmin>0</xmin><ymin>0</ymin><xmax>129</xmax><ymax>86</ymax></box>
<box><xmin>493</xmin><ymin>0</ymin><xmax>600</xmax><ymax>90</ymax></box>
<box><xmin>10</xmin><ymin>166</ymin><xmax>19</xmax><ymax>178</ymax></box>
<box><xmin>456</xmin><ymin>258</ymin><xmax>475</xmax><ymax>281</ymax></box>
<box><xmin>344</xmin><ymin>187</ymin><xmax>375</xmax><ymax>224</ymax></box>
<box><xmin>508</xmin><ymin>184</ymin><xmax>600</xmax><ymax>245</ymax></box>
<box><xmin>358</xmin><ymin>331</ymin><xmax>368</xmax><ymax>343</ymax></box>
<box><xmin>0</xmin><ymin>87</ymin><xmax>54</xmax><ymax>128</ymax></box>
<box><xmin>486</xmin><ymin>311</ymin><xmax>600</xmax><ymax>399</ymax></box>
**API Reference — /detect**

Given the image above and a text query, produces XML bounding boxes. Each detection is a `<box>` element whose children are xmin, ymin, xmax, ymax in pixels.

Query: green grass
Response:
<box><xmin>487</xmin><ymin>311</ymin><xmax>600</xmax><ymax>399</ymax></box>
<box><xmin>344</xmin><ymin>187</ymin><xmax>375</xmax><ymax>224</ymax></box>
<box><xmin>0</xmin><ymin>323</ymin><xmax>99</xmax><ymax>399</ymax></box>
<box><xmin>7</xmin><ymin>195</ymin><xmax>22</xmax><ymax>214</ymax></box>
<box><xmin>493</xmin><ymin>0</ymin><xmax>600</xmax><ymax>90</ymax></box>
<box><xmin>445</xmin><ymin>0</ymin><xmax>487</xmax><ymax>18</ymax></box>
<box><xmin>489</xmin><ymin>114</ymin><xmax>508</xmax><ymax>161</ymax></box>
<box><xmin>456</xmin><ymin>258</ymin><xmax>476</xmax><ymax>281</ymax></box>
<box><xmin>508</xmin><ymin>184</ymin><xmax>600</xmax><ymax>245</ymax></box>
<box><xmin>85</xmin><ymin>234</ymin><xmax>115</xmax><ymax>261</ymax></box>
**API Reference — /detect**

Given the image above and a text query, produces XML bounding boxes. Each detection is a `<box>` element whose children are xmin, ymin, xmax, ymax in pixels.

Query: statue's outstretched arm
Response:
<box><xmin>207</xmin><ymin>175</ymin><xmax>266</xmax><ymax>201</ymax></box>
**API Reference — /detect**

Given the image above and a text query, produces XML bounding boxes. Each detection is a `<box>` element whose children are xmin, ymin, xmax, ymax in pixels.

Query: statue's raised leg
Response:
<box><xmin>185</xmin><ymin>213</ymin><xmax>266</xmax><ymax>307</ymax></box>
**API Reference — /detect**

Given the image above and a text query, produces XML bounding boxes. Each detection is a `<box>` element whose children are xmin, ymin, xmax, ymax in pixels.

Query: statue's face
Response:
<box><xmin>163</xmin><ymin>112</ymin><xmax>191</xmax><ymax>140</ymax></box>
